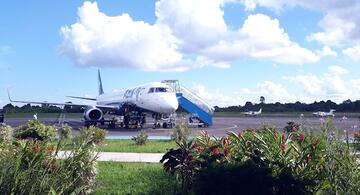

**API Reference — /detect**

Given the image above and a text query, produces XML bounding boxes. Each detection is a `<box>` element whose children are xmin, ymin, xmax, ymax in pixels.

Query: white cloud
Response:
<box><xmin>240</xmin><ymin>80</ymin><xmax>296</xmax><ymax>103</ymax></box>
<box><xmin>191</xmin><ymin>83</ymin><xmax>243</xmax><ymax>107</ymax></box>
<box><xmin>328</xmin><ymin>65</ymin><xmax>349</xmax><ymax>75</ymax></box>
<box><xmin>242</xmin><ymin>0</ymin><xmax>360</xmax><ymax>46</ymax></box>
<box><xmin>343</xmin><ymin>45</ymin><xmax>360</xmax><ymax>61</ymax></box>
<box><xmin>283</xmin><ymin>66</ymin><xmax>360</xmax><ymax>102</ymax></box>
<box><xmin>60</xmin><ymin>1</ymin><xmax>319</xmax><ymax>71</ymax></box>
<box><xmin>316</xmin><ymin>46</ymin><xmax>337</xmax><ymax>57</ymax></box>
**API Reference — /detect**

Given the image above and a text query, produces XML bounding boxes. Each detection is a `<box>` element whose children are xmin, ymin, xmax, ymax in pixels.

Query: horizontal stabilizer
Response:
<box><xmin>67</xmin><ymin>96</ymin><xmax>97</xmax><ymax>101</ymax></box>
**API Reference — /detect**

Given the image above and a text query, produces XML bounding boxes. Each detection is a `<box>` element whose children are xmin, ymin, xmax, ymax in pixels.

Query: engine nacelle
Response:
<box><xmin>83</xmin><ymin>107</ymin><xmax>103</xmax><ymax>121</ymax></box>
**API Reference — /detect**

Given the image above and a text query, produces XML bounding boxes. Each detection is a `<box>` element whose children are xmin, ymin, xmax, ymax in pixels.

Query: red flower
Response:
<box><xmin>281</xmin><ymin>144</ymin><xmax>286</xmax><ymax>151</ymax></box>
<box><xmin>197</xmin><ymin>146</ymin><xmax>203</xmax><ymax>153</ymax></box>
<box><xmin>212</xmin><ymin>148</ymin><xmax>220</xmax><ymax>155</ymax></box>
<box><xmin>238</xmin><ymin>132</ymin><xmax>242</xmax><ymax>138</ymax></box>
<box><xmin>299</xmin><ymin>133</ymin><xmax>305</xmax><ymax>142</ymax></box>
<box><xmin>273</xmin><ymin>132</ymin><xmax>277</xmax><ymax>139</ymax></box>
<box><xmin>282</xmin><ymin>133</ymin><xmax>285</xmax><ymax>142</ymax></box>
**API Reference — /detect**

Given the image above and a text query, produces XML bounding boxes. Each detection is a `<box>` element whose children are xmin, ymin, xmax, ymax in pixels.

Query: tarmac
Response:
<box><xmin>4</xmin><ymin>115</ymin><xmax>360</xmax><ymax>137</ymax></box>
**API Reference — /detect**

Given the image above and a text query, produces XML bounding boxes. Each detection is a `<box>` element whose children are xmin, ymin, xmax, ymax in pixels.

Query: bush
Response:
<box><xmin>162</xmin><ymin>120</ymin><xmax>360</xmax><ymax>194</ymax></box>
<box><xmin>0</xmin><ymin>123</ymin><xmax>100</xmax><ymax>194</ymax></box>
<box><xmin>0</xmin><ymin>123</ymin><xmax>13</xmax><ymax>145</ymax></box>
<box><xmin>58</xmin><ymin>124</ymin><xmax>72</xmax><ymax>139</ymax></box>
<box><xmin>85</xmin><ymin>126</ymin><xmax>107</xmax><ymax>145</ymax></box>
<box><xmin>15</xmin><ymin>120</ymin><xmax>56</xmax><ymax>141</ymax></box>
<box><xmin>132</xmin><ymin>130</ymin><xmax>148</xmax><ymax>145</ymax></box>
<box><xmin>171</xmin><ymin>123</ymin><xmax>191</xmax><ymax>143</ymax></box>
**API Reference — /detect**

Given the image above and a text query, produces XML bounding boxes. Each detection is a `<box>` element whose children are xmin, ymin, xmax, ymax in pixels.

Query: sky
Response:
<box><xmin>1</xmin><ymin>0</ymin><xmax>360</xmax><ymax>107</ymax></box>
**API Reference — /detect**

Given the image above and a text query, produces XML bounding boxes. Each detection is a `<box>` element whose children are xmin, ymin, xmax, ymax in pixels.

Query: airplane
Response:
<box><xmin>312</xmin><ymin>109</ymin><xmax>335</xmax><ymax>117</ymax></box>
<box><xmin>243</xmin><ymin>108</ymin><xmax>262</xmax><ymax>116</ymax></box>
<box><xmin>8</xmin><ymin>70</ymin><xmax>179</xmax><ymax>129</ymax></box>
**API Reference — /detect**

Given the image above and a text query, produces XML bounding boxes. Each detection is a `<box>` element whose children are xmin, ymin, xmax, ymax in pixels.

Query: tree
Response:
<box><xmin>260</xmin><ymin>96</ymin><xmax>265</xmax><ymax>104</ymax></box>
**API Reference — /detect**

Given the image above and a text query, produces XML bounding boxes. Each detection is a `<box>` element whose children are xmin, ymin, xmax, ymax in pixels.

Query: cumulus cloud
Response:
<box><xmin>343</xmin><ymin>45</ymin><xmax>360</xmax><ymax>61</ymax></box>
<box><xmin>238</xmin><ymin>0</ymin><xmax>360</xmax><ymax>47</ymax></box>
<box><xmin>60</xmin><ymin>0</ymin><xmax>319</xmax><ymax>71</ymax></box>
<box><xmin>191</xmin><ymin>83</ymin><xmax>243</xmax><ymax>107</ymax></box>
<box><xmin>283</xmin><ymin>66</ymin><xmax>360</xmax><ymax>102</ymax></box>
<box><xmin>328</xmin><ymin>65</ymin><xmax>349</xmax><ymax>75</ymax></box>
<box><xmin>316</xmin><ymin>46</ymin><xmax>337</xmax><ymax>57</ymax></box>
<box><xmin>240</xmin><ymin>80</ymin><xmax>296</xmax><ymax>103</ymax></box>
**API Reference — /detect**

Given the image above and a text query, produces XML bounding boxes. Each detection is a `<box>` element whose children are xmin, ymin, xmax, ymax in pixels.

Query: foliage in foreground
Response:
<box><xmin>171</xmin><ymin>122</ymin><xmax>191</xmax><ymax>143</ymax></box>
<box><xmin>161</xmin><ymin>120</ymin><xmax>360</xmax><ymax>195</ymax></box>
<box><xmin>132</xmin><ymin>130</ymin><xmax>148</xmax><ymax>145</ymax></box>
<box><xmin>0</xmin><ymin>121</ymin><xmax>107</xmax><ymax>194</ymax></box>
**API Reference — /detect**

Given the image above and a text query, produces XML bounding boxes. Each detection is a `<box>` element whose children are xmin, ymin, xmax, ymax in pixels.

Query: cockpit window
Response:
<box><xmin>148</xmin><ymin>88</ymin><xmax>155</xmax><ymax>93</ymax></box>
<box><xmin>148</xmin><ymin>87</ymin><xmax>172</xmax><ymax>93</ymax></box>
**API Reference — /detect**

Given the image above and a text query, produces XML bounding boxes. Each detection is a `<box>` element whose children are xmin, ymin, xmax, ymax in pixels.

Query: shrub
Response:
<box><xmin>85</xmin><ymin>126</ymin><xmax>107</xmax><ymax>145</ymax></box>
<box><xmin>132</xmin><ymin>130</ymin><xmax>148</xmax><ymax>145</ymax></box>
<box><xmin>15</xmin><ymin>120</ymin><xmax>56</xmax><ymax>141</ymax></box>
<box><xmin>162</xmin><ymin>120</ymin><xmax>360</xmax><ymax>194</ymax></box>
<box><xmin>284</xmin><ymin>121</ymin><xmax>301</xmax><ymax>133</ymax></box>
<box><xmin>0</xmin><ymin>123</ymin><xmax>99</xmax><ymax>194</ymax></box>
<box><xmin>171</xmin><ymin>123</ymin><xmax>191</xmax><ymax>143</ymax></box>
<box><xmin>58</xmin><ymin>124</ymin><xmax>72</xmax><ymax>139</ymax></box>
<box><xmin>0</xmin><ymin>123</ymin><xmax>13</xmax><ymax>145</ymax></box>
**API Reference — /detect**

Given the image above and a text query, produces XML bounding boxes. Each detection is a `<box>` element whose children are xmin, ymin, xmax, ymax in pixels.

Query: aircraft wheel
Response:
<box><xmin>162</xmin><ymin>123</ymin><xmax>168</xmax><ymax>128</ymax></box>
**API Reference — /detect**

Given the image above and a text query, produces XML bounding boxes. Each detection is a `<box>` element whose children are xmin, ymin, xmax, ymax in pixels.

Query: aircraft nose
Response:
<box><xmin>164</xmin><ymin>94</ymin><xmax>179</xmax><ymax>113</ymax></box>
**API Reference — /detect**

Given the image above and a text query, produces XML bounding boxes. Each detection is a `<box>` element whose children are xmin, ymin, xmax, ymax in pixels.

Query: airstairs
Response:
<box><xmin>162</xmin><ymin>80</ymin><xmax>214</xmax><ymax>126</ymax></box>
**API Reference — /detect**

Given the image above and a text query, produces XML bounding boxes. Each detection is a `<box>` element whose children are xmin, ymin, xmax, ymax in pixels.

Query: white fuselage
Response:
<box><xmin>313</xmin><ymin>109</ymin><xmax>335</xmax><ymax>117</ymax></box>
<box><xmin>96</xmin><ymin>82</ymin><xmax>179</xmax><ymax>114</ymax></box>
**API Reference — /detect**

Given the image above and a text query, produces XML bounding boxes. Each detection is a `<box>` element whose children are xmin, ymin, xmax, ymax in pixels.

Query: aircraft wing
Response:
<box><xmin>7</xmin><ymin>91</ymin><xmax>119</xmax><ymax>110</ymax></box>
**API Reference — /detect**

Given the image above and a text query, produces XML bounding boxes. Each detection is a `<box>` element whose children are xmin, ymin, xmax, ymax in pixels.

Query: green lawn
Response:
<box><xmin>99</xmin><ymin>139</ymin><xmax>177</xmax><ymax>153</ymax></box>
<box><xmin>60</xmin><ymin>139</ymin><xmax>177</xmax><ymax>153</ymax></box>
<box><xmin>95</xmin><ymin>162</ymin><xmax>178</xmax><ymax>195</ymax></box>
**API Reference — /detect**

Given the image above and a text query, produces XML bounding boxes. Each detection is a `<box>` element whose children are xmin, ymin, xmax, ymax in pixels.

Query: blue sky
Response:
<box><xmin>1</xmin><ymin>0</ymin><xmax>360</xmax><ymax>107</ymax></box>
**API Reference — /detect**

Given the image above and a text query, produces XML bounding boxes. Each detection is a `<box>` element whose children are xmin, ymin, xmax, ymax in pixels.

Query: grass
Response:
<box><xmin>60</xmin><ymin>139</ymin><xmax>177</xmax><ymax>153</ymax></box>
<box><xmin>99</xmin><ymin>139</ymin><xmax>177</xmax><ymax>153</ymax></box>
<box><xmin>95</xmin><ymin>162</ymin><xmax>178</xmax><ymax>195</ymax></box>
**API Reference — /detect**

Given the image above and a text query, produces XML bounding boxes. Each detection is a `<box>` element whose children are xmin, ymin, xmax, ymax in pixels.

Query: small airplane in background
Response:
<box><xmin>243</xmin><ymin>108</ymin><xmax>262</xmax><ymax>116</ymax></box>
<box><xmin>312</xmin><ymin>109</ymin><xmax>335</xmax><ymax>117</ymax></box>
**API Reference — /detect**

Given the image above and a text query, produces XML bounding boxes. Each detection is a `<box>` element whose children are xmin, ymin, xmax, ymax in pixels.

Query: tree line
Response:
<box><xmin>214</xmin><ymin>99</ymin><xmax>360</xmax><ymax>113</ymax></box>
<box><xmin>2</xmin><ymin>103</ymin><xmax>83</xmax><ymax>113</ymax></box>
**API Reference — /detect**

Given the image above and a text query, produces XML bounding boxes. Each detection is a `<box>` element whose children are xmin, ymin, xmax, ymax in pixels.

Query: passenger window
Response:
<box><xmin>148</xmin><ymin>88</ymin><xmax>154</xmax><ymax>93</ymax></box>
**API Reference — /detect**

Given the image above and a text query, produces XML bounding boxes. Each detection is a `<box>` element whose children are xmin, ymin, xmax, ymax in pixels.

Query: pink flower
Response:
<box><xmin>197</xmin><ymin>146</ymin><xmax>203</xmax><ymax>153</ymax></box>
<box><xmin>212</xmin><ymin>148</ymin><xmax>220</xmax><ymax>155</ymax></box>
<box><xmin>204</xmin><ymin>131</ymin><xmax>208</xmax><ymax>138</ymax></box>
<box><xmin>299</xmin><ymin>133</ymin><xmax>305</xmax><ymax>142</ymax></box>
<box><xmin>281</xmin><ymin>144</ymin><xmax>286</xmax><ymax>151</ymax></box>
<box><xmin>238</xmin><ymin>132</ymin><xmax>242</xmax><ymax>138</ymax></box>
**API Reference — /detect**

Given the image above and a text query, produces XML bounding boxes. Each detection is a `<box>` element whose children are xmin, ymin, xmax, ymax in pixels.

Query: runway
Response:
<box><xmin>3</xmin><ymin>115</ymin><xmax>360</xmax><ymax>137</ymax></box>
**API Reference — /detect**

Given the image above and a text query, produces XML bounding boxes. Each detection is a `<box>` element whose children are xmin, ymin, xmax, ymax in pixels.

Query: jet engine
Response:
<box><xmin>83</xmin><ymin>107</ymin><xmax>103</xmax><ymax>121</ymax></box>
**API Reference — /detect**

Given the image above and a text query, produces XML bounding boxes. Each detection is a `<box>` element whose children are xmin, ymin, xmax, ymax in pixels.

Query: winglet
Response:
<box><xmin>7</xmin><ymin>88</ymin><xmax>13</xmax><ymax>102</ymax></box>
<box><xmin>98</xmin><ymin>69</ymin><xmax>104</xmax><ymax>95</ymax></box>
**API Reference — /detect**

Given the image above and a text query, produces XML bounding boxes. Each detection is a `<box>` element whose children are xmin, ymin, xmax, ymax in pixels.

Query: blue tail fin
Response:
<box><xmin>98</xmin><ymin>69</ymin><xmax>104</xmax><ymax>95</ymax></box>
